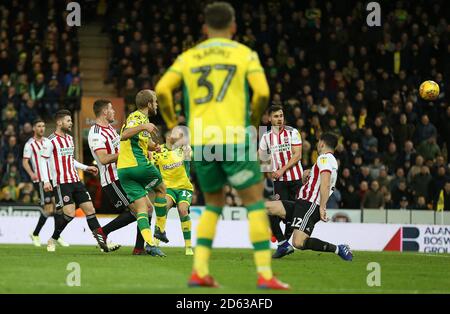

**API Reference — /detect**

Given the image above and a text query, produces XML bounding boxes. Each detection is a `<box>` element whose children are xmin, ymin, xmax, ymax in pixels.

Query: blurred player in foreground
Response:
<box><xmin>156</xmin><ymin>2</ymin><xmax>289</xmax><ymax>289</ymax></box>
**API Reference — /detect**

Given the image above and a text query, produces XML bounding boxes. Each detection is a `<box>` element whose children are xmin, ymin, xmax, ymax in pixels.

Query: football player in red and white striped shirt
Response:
<box><xmin>259</xmin><ymin>105</ymin><xmax>303</xmax><ymax>258</ymax></box>
<box><xmin>40</xmin><ymin>109</ymin><xmax>118</xmax><ymax>253</ymax></box>
<box><xmin>22</xmin><ymin>119</ymin><xmax>68</xmax><ymax>248</ymax></box>
<box><xmin>265</xmin><ymin>133</ymin><xmax>353</xmax><ymax>261</ymax></box>
<box><xmin>88</xmin><ymin>99</ymin><xmax>155</xmax><ymax>255</ymax></box>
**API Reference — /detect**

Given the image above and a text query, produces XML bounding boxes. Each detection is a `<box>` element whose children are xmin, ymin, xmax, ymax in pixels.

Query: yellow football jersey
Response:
<box><xmin>117</xmin><ymin>110</ymin><xmax>151</xmax><ymax>169</ymax></box>
<box><xmin>167</xmin><ymin>37</ymin><xmax>264</xmax><ymax>145</ymax></box>
<box><xmin>152</xmin><ymin>144</ymin><xmax>193</xmax><ymax>191</ymax></box>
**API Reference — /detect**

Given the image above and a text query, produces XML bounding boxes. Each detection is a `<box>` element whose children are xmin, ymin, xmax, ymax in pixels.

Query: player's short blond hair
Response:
<box><xmin>135</xmin><ymin>90</ymin><xmax>156</xmax><ymax>109</ymax></box>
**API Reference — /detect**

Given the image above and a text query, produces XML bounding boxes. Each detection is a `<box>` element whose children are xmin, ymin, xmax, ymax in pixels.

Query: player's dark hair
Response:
<box><xmin>93</xmin><ymin>99</ymin><xmax>111</xmax><ymax>117</ymax></box>
<box><xmin>135</xmin><ymin>89</ymin><xmax>155</xmax><ymax>109</ymax></box>
<box><xmin>268</xmin><ymin>105</ymin><xmax>283</xmax><ymax>115</ymax></box>
<box><xmin>320</xmin><ymin>132</ymin><xmax>338</xmax><ymax>150</ymax></box>
<box><xmin>33</xmin><ymin>118</ymin><xmax>45</xmax><ymax>126</ymax></box>
<box><xmin>55</xmin><ymin>109</ymin><xmax>71</xmax><ymax>121</ymax></box>
<box><xmin>205</xmin><ymin>2</ymin><xmax>235</xmax><ymax>30</ymax></box>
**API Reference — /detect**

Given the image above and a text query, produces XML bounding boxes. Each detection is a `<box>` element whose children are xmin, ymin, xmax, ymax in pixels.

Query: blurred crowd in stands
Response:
<box><xmin>1</xmin><ymin>0</ymin><xmax>449</xmax><ymax>211</ymax></box>
<box><xmin>0</xmin><ymin>0</ymin><xmax>81</xmax><ymax>203</ymax></box>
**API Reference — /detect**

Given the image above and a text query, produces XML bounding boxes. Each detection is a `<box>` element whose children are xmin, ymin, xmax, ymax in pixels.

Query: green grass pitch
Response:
<box><xmin>0</xmin><ymin>245</ymin><xmax>449</xmax><ymax>294</ymax></box>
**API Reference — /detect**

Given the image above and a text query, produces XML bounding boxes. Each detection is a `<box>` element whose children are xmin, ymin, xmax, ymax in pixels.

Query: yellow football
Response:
<box><xmin>419</xmin><ymin>80</ymin><xmax>440</xmax><ymax>101</ymax></box>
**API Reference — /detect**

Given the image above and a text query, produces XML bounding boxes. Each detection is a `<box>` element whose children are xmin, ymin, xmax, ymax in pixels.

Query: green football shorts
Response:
<box><xmin>192</xmin><ymin>143</ymin><xmax>262</xmax><ymax>193</ymax></box>
<box><xmin>167</xmin><ymin>188</ymin><xmax>193</xmax><ymax>206</ymax></box>
<box><xmin>117</xmin><ymin>163</ymin><xmax>163</xmax><ymax>202</ymax></box>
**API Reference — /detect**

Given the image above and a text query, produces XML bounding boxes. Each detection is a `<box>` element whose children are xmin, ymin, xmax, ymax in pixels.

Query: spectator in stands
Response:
<box><xmin>412</xmin><ymin>196</ymin><xmax>429</xmax><ymax>210</ymax></box>
<box><xmin>407</xmin><ymin>155</ymin><xmax>425</xmax><ymax>182</ymax></box>
<box><xmin>410</xmin><ymin>165</ymin><xmax>432</xmax><ymax>200</ymax></box>
<box><xmin>431</xmin><ymin>167</ymin><xmax>450</xmax><ymax>209</ymax></box>
<box><xmin>44</xmin><ymin>79</ymin><xmax>62</xmax><ymax>118</ymax></box>
<box><xmin>359</xmin><ymin>181</ymin><xmax>369</xmax><ymax>206</ymax></box>
<box><xmin>416</xmin><ymin>114</ymin><xmax>437</xmax><ymax>144</ymax></box>
<box><xmin>384</xmin><ymin>192</ymin><xmax>395</xmax><ymax>209</ymax></box>
<box><xmin>362</xmin><ymin>180</ymin><xmax>385</xmax><ymax>209</ymax></box>
<box><xmin>392</xmin><ymin>180</ymin><xmax>412</xmax><ymax>208</ymax></box>
<box><xmin>383</xmin><ymin>142</ymin><xmax>398</xmax><ymax>174</ymax></box>
<box><xmin>398</xmin><ymin>196</ymin><xmax>410</xmax><ymax>210</ymax></box>
<box><xmin>1</xmin><ymin>86</ymin><xmax>21</xmax><ymax>109</ymax></box>
<box><xmin>376</xmin><ymin>167</ymin><xmax>391</xmax><ymax>191</ymax></box>
<box><xmin>18</xmin><ymin>122</ymin><xmax>33</xmax><ymax>148</ymax></box>
<box><xmin>440</xmin><ymin>107</ymin><xmax>450</xmax><ymax>154</ymax></box>
<box><xmin>64</xmin><ymin>65</ymin><xmax>81</xmax><ymax>88</ymax></box>
<box><xmin>65</xmin><ymin>76</ymin><xmax>82</xmax><ymax>110</ymax></box>
<box><xmin>417</xmin><ymin>136</ymin><xmax>441</xmax><ymax>162</ymax></box>
<box><xmin>2</xmin><ymin>103</ymin><xmax>18</xmax><ymax>128</ymax></box>
<box><xmin>394</xmin><ymin>113</ymin><xmax>415</xmax><ymax>149</ymax></box>
<box><xmin>397</xmin><ymin>140</ymin><xmax>417</xmax><ymax>170</ymax></box>
<box><xmin>1</xmin><ymin>177</ymin><xmax>19</xmax><ymax>202</ymax></box>
<box><xmin>327</xmin><ymin>188</ymin><xmax>341</xmax><ymax>209</ymax></box>
<box><xmin>29</xmin><ymin>73</ymin><xmax>46</xmax><ymax>110</ymax></box>
<box><xmin>436</xmin><ymin>182</ymin><xmax>450</xmax><ymax>211</ymax></box>
<box><xmin>341</xmin><ymin>184</ymin><xmax>361</xmax><ymax>209</ymax></box>
<box><xmin>19</xmin><ymin>99</ymin><xmax>38</xmax><ymax>126</ymax></box>
<box><xmin>0</xmin><ymin>136</ymin><xmax>19</xmax><ymax>166</ymax></box>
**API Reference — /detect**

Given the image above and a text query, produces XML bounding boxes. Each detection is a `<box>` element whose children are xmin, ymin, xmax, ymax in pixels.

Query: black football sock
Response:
<box><xmin>135</xmin><ymin>226</ymin><xmax>145</xmax><ymax>250</ymax></box>
<box><xmin>284</xmin><ymin>221</ymin><xmax>294</xmax><ymax>241</ymax></box>
<box><xmin>102</xmin><ymin>211</ymin><xmax>136</xmax><ymax>236</ymax></box>
<box><xmin>269</xmin><ymin>215</ymin><xmax>286</xmax><ymax>243</ymax></box>
<box><xmin>33</xmin><ymin>213</ymin><xmax>48</xmax><ymax>236</ymax></box>
<box><xmin>53</xmin><ymin>211</ymin><xmax>64</xmax><ymax>236</ymax></box>
<box><xmin>86</xmin><ymin>214</ymin><xmax>101</xmax><ymax>231</ymax></box>
<box><xmin>52</xmin><ymin>214</ymin><xmax>73</xmax><ymax>240</ymax></box>
<box><xmin>303</xmin><ymin>237</ymin><xmax>337</xmax><ymax>253</ymax></box>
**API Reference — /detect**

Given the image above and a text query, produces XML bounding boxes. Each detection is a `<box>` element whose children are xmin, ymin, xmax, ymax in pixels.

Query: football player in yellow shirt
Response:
<box><xmin>152</xmin><ymin>127</ymin><xmax>194</xmax><ymax>255</ymax></box>
<box><xmin>156</xmin><ymin>2</ymin><xmax>289</xmax><ymax>289</ymax></box>
<box><xmin>117</xmin><ymin>90</ymin><xmax>167</xmax><ymax>257</ymax></box>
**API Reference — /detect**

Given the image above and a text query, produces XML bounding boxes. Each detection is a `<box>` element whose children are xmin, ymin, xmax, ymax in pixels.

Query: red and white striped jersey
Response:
<box><xmin>88</xmin><ymin>124</ymin><xmax>120</xmax><ymax>187</ymax></box>
<box><xmin>259</xmin><ymin>126</ymin><xmax>303</xmax><ymax>181</ymax></box>
<box><xmin>23</xmin><ymin>137</ymin><xmax>51</xmax><ymax>183</ymax></box>
<box><xmin>299</xmin><ymin>153</ymin><xmax>338</xmax><ymax>206</ymax></box>
<box><xmin>41</xmin><ymin>133</ymin><xmax>82</xmax><ymax>185</ymax></box>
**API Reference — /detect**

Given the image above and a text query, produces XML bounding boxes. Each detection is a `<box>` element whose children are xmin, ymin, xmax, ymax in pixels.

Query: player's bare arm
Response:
<box><xmin>38</xmin><ymin>151</ymin><xmax>53</xmax><ymax>192</ymax></box>
<box><xmin>302</xmin><ymin>169</ymin><xmax>311</xmax><ymax>184</ymax></box>
<box><xmin>273</xmin><ymin>145</ymin><xmax>302</xmax><ymax>179</ymax></box>
<box><xmin>247</xmin><ymin>71</ymin><xmax>270</xmax><ymax>128</ymax></box>
<box><xmin>148</xmin><ymin>138</ymin><xmax>160</xmax><ymax>152</ymax></box>
<box><xmin>22</xmin><ymin>158</ymin><xmax>38</xmax><ymax>182</ymax></box>
<box><xmin>155</xmin><ymin>71</ymin><xmax>182</xmax><ymax>129</ymax></box>
<box><xmin>74</xmin><ymin>160</ymin><xmax>98</xmax><ymax>176</ymax></box>
<box><xmin>94</xmin><ymin>149</ymin><xmax>118</xmax><ymax>165</ymax></box>
<box><xmin>121</xmin><ymin>123</ymin><xmax>158</xmax><ymax>141</ymax></box>
<box><xmin>319</xmin><ymin>171</ymin><xmax>331</xmax><ymax>222</ymax></box>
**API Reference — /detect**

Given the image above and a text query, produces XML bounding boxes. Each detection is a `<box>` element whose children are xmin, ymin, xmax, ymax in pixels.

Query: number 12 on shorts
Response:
<box><xmin>292</xmin><ymin>217</ymin><xmax>302</xmax><ymax>228</ymax></box>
